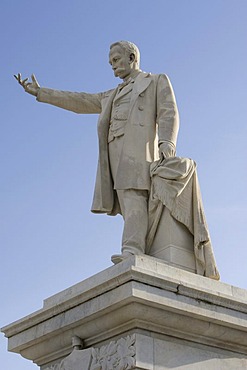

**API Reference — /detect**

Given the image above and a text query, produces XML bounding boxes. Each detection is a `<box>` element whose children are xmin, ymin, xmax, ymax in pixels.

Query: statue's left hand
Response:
<box><xmin>159</xmin><ymin>141</ymin><xmax>176</xmax><ymax>159</ymax></box>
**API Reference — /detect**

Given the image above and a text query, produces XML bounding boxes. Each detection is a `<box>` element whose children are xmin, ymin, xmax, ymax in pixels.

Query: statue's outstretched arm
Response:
<box><xmin>14</xmin><ymin>73</ymin><xmax>40</xmax><ymax>97</ymax></box>
<box><xmin>14</xmin><ymin>73</ymin><xmax>103</xmax><ymax>114</ymax></box>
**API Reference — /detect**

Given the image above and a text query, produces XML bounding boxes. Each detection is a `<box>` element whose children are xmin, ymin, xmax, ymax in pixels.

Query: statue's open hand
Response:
<box><xmin>14</xmin><ymin>73</ymin><xmax>40</xmax><ymax>97</ymax></box>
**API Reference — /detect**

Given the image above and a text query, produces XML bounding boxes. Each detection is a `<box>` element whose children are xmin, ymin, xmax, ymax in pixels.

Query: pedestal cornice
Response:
<box><xmin>2</xmin><ymin>255</ymin><xmax>247</xmax><ymax>367</ymax></box>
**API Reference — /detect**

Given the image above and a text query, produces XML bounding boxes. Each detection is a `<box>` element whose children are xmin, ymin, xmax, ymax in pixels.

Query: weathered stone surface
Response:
<box><xmin>44</xmin><ymin>335</ymin><xmax>136</xmax><ymax>370</ymax></box>
<box><xmin>2</xmin><ymin>255</ymin><xmax>247</xmax><ymax>369</ymax></box>
<box><xmin>14</xmin><ymin>42</ymin><xmax>219</xmax><ymax>278</ymax></box>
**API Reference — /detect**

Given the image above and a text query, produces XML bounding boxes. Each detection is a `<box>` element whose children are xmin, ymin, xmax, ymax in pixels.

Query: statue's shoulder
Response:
<box><xmin>153</xmin><ymin>73</ymin><xmax>173</xmax><ymax>87</ymax></box>
<box><xmin>100</xmin><ymin>88</ymin><xmax>116</xmax><ymax>99</ymax></box>
<box><xmin>141</xmin><ymin>72</ymin><xmax>169</xmax><ymax>82</ymax></box>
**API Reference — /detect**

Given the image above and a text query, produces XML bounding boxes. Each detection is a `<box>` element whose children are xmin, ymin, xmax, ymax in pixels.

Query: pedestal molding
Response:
<box><xmin>2</xmin><ymin>256</ymin><xmax>247</xmax><ymax>368</ymax></box>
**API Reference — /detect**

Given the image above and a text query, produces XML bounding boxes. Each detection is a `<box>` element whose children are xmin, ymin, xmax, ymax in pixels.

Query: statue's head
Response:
<box><xmin>109</xmin><ymin>40</ymin><xmax>140</xmax><ymax>80</ymax></box>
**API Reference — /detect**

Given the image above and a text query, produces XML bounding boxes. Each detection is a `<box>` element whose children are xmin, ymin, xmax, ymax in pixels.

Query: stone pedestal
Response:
<box><xmin>149</xmin><ymin>207</ymin><xmax>195</xmax><ymax>273</ymax></box>
<box><xmin>2</xmin><ymin>255</ymin><xmax>247</xmax><ymax>369</ymax></box>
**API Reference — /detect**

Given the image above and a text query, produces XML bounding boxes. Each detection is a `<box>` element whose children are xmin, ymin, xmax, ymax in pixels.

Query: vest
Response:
<box><xmin>108</xmin><ymin>80</ymin><xmax>134</xmax><ymax>143</ymax></box>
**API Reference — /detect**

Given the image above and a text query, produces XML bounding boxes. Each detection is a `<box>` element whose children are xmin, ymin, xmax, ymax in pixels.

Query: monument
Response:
<box><xmin>14</xmin><ymin>40</ymin><xmax>218</xmax><ymax>279</ymax></box>
<box><xmin>2</xmin><ymin>41</ymin><xmax>247</xmax><ymax>369</ymax></box>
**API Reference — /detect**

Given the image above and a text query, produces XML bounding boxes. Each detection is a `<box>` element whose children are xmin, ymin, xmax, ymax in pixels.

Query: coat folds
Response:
<box><xmin>37</xmin><ymin>72</ymin><xmax>179</xmax><ymax>215</ymax></box>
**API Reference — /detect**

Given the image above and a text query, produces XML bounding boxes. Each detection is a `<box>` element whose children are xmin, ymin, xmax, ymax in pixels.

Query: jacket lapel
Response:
<box><xmin>98</xmin><ymin>88</ymin><xmax>117</xmax><ymax>131</ymax></box>
<box><xmin>98</xmin><ymin>72</ymin><xmax>152</xmax><ymax>136</ymax></box>
<box><xmin>101</xmin><ymin>88</ymin><xmax>118</xmax><ymax>119</ymax></box>
<box><xmin>114</xmin><ymin>82</ymin><xmax>134</xmax><ymax>102</ymax></box>
<box><xmin>128</xmin><ymin>72</ymin><xmax>151</xmax><ymax>116</ymax></box>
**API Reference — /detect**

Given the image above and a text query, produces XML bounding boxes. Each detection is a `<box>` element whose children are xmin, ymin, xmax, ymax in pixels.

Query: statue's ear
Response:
<box><xmin>129</xmin><ymin>53</ymin><xmax>136</xmax><ymax>63</ymax></box>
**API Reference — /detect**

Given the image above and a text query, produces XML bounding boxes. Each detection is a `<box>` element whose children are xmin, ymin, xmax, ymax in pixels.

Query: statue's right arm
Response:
<box><xmin>14</xmin><ymin>73</ymin><xmax>103</xmax><ymax>114</ymax></box>
<box><xmin>37</xmin><ymin>87</ymin><xmax>103</xmax><ymax>114</ymax></box>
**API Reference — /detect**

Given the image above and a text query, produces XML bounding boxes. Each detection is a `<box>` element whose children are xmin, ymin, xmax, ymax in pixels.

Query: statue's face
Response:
<box><xmin>109</xmin><ymin>45</ymin><xmax>134</xmax><ymax>80</ymax></box>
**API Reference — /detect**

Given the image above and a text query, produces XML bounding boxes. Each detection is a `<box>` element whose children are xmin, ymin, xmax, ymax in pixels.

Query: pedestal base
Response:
<box><xmin>2</xmin><ymin>255</ymin><xmax>247</xmax><ymax>369</ymax></box>
<box><xmin>150</xmin><ymin>207</ymin><xmax>195</xmax><ymax>273</ymax></box>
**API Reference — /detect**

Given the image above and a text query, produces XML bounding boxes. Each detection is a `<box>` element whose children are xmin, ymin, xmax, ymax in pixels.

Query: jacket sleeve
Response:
<box><xmin>156</xmin><ymin>74</ymin><xmax>179</xmax><ymax>147</ymax></box>
<box><xmin>36</xmin><ymin>88</ymin><xmax>105</xmax><ymax>114</ymax></box>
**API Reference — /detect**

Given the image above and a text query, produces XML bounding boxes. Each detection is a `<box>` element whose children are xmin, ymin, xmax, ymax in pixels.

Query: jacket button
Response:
<box><xmin>138</xmin><ymin>105</ymin><xmax>144</xmax><ymax>111</ymax></box>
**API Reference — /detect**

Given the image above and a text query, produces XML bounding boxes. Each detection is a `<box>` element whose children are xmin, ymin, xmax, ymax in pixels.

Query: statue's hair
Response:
<box><xmin>110</xmin><ymin>41</ymin><xmax>140</xmax><ymax>67</ymax></box>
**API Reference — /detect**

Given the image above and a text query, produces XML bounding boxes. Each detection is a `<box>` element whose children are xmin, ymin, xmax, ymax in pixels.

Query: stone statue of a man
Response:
<box><xmin>15</xmin><ymin>41</ymin><xmax>180</xmax><ymax>265</ymax></box>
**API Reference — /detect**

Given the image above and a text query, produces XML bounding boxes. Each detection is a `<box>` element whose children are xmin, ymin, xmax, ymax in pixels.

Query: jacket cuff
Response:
<box><xmin>158</xmin><ymin>140</ymin><xmax>176</xmax><ymax>148</ymax></box>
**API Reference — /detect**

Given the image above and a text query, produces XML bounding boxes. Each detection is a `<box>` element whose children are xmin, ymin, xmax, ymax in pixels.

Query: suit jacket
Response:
<box><xmin>37</xmin><ymin>72</ymin><xmax>179</xmax><ymax>215</ymax></box>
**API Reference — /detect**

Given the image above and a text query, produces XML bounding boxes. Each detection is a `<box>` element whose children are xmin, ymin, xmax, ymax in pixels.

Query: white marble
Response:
<box><xmin>14</xmin><ymin>41</ymin><xmax>219</xmax><ymax>278</ymax></box>
<box><xmin>152</xmin><ymin>334</ymin><xmax>247</xmax><ymax>370</ymax></box>
<box><xmin>149</xmin><ymin>207</ymin><xmax>196</xmax><ymax>273</ymax></box>
<box><xmin>41</xmin><ymin>332</ymin><xmax>247</xmax><ymax>369</ymax></box>
<box><xmin>1</xmin><ymin>256</ymin><xmax>247</xmax><ymax>369</ymax></box>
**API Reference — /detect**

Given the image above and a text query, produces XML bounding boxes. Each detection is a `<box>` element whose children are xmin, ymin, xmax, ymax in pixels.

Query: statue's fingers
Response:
<box><xmin>14</xmin><ymin>73</ymin><xmax>22</xmax><ymax>83</ymax></box>
<box><xmin>22</xmin><ymin>78</ymin><xmax>29</xmax><ymax>85</ymax></box>
<box><xmin>31</xmin><ymin>74</ymin><xmax>38</xmax><ymax>84</ymax></box>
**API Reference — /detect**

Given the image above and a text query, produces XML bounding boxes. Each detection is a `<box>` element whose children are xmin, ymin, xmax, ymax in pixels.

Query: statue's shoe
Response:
<box><xmin>111</xmin><ymin>252</ymin><xmax>133</xmax><ymax>265</ymax></box>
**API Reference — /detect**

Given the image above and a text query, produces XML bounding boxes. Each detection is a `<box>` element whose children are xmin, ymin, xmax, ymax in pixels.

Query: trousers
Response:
<box><xmin>108</xmin><ymin>135</ymin><xmax>149</xmax><ymax>254</ymax></box>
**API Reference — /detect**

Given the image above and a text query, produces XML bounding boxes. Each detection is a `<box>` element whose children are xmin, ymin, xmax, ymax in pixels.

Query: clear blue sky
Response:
<box><xmin>1</xmin><ymin>1</ymin><xmax>247</xmax><ymax>368</ymax></box>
